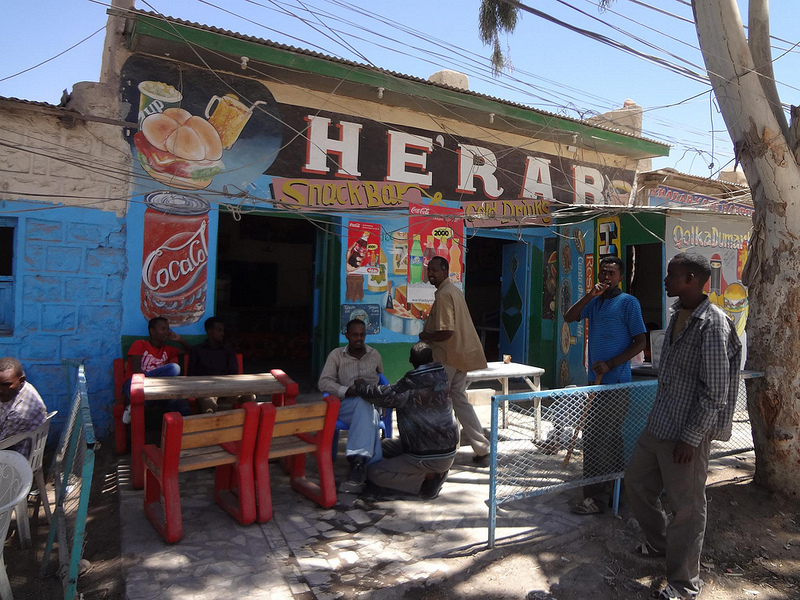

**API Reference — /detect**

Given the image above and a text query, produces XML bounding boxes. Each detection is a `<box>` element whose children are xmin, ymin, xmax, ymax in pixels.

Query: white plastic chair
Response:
<box><xmin>0</xmin><ymin>450</ymin><xmax>33</xmax><ymax>600</ymax></box>
<box><xmin>0</xmin><ymin>411</ymin><xmax>56</xmax><ymax>549</ymax></box>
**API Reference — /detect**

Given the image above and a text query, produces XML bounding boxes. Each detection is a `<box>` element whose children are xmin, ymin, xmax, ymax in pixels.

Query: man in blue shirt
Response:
<box><xmin>564</xmin><ymin>256</ymin><xmax>646</xmax><ymax>515</ymax></box>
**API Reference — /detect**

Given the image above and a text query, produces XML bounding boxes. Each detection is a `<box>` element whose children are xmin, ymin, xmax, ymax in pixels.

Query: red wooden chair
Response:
<box><xmin>141</xmin><ymin>402</ymin><xmax>260</xmax><ymax>543</ymax></box>
<box><xmin>254</xmin><ymin>396</ymin><xmax>340</xmax><ymax>523</ymax></box>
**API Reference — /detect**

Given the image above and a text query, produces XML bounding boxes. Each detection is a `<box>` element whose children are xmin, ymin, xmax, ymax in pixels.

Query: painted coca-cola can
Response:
<box><xmin>141</xmin><ymin>191</ymin><xmax>210</xmax><ymax>327</ymax></box>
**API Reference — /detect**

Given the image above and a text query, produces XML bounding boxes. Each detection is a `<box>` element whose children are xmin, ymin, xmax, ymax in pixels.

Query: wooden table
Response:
<box><xmin>466</xmin><ymin>361</ymin><xmax>545</xmax><ymax>435</ymax></box>
<box><xmin>129</xmin><ymin>371</ymin><xmax>297</xmax><ymax>489</ymax></box>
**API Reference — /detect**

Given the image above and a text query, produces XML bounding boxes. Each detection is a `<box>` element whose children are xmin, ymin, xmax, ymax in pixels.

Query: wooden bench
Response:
<box><xmin>141</xmin><ymin>403</ymin><xmax>260</xmax><ymax>543</ymax></box>
<box><xmin>129</xmin><ymin>372</ymin><xmax>298</xmax><ymax>489</ymax></box>
<box><xmin>113</xmin><ymin>353</ymin><xmax>245</xmax><ymax>454</ymax></box>
<box><xmin>255</xmin><ymin>397</ymin><xmax>340</xmax><ymax>523</ymax></box>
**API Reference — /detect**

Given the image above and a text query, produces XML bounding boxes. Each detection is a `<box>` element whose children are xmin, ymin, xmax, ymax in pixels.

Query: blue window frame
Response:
<box><xmin>0</xmin><ymin>218</ymin><xmax>16</xmax><ymax>335</ymax></box>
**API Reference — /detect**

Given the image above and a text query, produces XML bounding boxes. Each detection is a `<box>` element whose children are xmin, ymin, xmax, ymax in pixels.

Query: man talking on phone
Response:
<box><xmin>563</xmin><ymin>256</ymin><xmax>646</xmax><ymax>515</ymax></box>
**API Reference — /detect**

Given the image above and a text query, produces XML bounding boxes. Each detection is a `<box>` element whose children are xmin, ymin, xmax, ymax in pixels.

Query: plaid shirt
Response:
<box><xmin>0</xmin><ymin>381</ymin><xmax>47</xmax><ymax>458</ymax></box>
<box><xmin>647</xmin><ymin>297</ymin><xmax>742</xmax><ymax>446</ymax></box>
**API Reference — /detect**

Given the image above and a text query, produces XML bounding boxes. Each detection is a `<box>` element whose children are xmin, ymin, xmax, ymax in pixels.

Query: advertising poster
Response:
<box><xmin>665</xmin><ymin>215</ymin><xmax>751</xmax><ymax>360</ymax></box>
<box><xmin>345</xmin><ymin>221</ymin><xmax>382</xmax><ymax>275</ymax></box>
<box><xmin>407</xmin><ymin>204</ymin><xmax>465</xmax><ymax>306</ymax></box>
<box><xmin>120</xmin><ymin>55</ymin><xmax>283</xmax><ymax>332</ymax></box>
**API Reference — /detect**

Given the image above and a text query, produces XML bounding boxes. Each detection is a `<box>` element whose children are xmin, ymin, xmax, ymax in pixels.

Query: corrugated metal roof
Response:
<box><xmin>122</xmin><ymin>8</ymin><xmax>666</xmax><ymax>147</ymax></box>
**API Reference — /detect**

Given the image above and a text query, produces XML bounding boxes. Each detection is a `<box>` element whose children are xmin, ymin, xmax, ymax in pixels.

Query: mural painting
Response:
<box><xmin>120</xmin><ymin>56</ymin><xmax>283</xmax><ymax>333</ymax></box>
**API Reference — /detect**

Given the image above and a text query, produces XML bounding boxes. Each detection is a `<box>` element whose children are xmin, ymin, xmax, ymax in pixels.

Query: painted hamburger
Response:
<box><xmin>134</xmin><ymin>108</ymin><xmax>224</xmax><ymax>190</ymax></box>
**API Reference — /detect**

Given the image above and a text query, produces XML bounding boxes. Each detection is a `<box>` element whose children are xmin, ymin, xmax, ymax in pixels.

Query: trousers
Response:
<box><xmin>444</xmin><ymin>366</ymin><xmax>489</xmax><ymax>456</ymax></box>
<box><xmin>367</xmin><ymin>438</ymin><xmax>454</xmax><ymax>495</ymax></box>
<box><xmin>337</xmin><ymin>396</ymin><xmax>382</xmax><ymax>463</ymax></box>
<box><xmin>625</xmin><ymin>429</ymin><xmax>711</xmax><ymax>599</ymax></box>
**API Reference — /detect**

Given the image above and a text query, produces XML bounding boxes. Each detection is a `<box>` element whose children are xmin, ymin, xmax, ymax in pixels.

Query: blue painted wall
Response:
<box><xmin>0</xmin><ymin>199</ymin><xmax>125</xmax><ymax>439</ymax></box>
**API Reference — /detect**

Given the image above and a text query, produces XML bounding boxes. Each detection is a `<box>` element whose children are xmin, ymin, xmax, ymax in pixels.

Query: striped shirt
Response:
<box><xmin>646</xmin><ymin>297</ymin><xmax>742</xmax><ymax>445</ymax></box>
<box><xmin>318</xmin><ymin>344</ymin><xmax>383</xmax><ymax>399</ymax></box>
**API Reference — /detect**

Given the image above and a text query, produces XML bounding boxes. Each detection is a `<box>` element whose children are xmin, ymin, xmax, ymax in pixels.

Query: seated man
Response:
<box><xmin>188</xmin><ymin>316</ymin><xmax>254</xmax><ymax>413</ymax></box>
<box><xmin>122</xmin><ymin>316</ymin><xmax>190</xmax><ymax>424</ymax></box>
<box><xmin>318</xmin><ymin>319</ymin><xmax>383</xmax><ymax>494</ymax></box>
<box><xmin>0</xmin><ymin>357</ymin><xmax>47</xmax><ymax>458</ymax></box>
<box><xmin>352</xmin><ymin>342</ymin><xmax>458</xmax><ymax>500</ymax></box>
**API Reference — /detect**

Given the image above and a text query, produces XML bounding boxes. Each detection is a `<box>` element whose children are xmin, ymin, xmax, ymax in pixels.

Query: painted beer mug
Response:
<box><xmin>204</xmin><ymin>94</ymin><xmax>266</xmax><ymax>150</ymax></box>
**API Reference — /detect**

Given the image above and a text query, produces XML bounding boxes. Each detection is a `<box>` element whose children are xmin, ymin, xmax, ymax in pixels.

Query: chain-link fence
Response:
<box><xmin>487</xmin><ymin>373</ymin><xmax>761</xmax><ymax>547</ymax></box>
<box><xmin>40</xmin><ymin>360</ymin><xmax>96</xmax><ymax>600</ymax></box>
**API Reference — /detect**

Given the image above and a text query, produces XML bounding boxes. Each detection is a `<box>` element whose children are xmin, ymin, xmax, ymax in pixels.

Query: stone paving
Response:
<box><xmin>118</xmin><ymin>442</ymin><xmax>591</xmax><ymax>600</ymax></box>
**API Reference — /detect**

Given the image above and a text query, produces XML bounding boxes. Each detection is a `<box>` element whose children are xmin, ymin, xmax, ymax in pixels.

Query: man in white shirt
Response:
<box><xmin>319</xmin><ymin>319</ymin><xmax>383</xmax><ymax>493</ymax></box>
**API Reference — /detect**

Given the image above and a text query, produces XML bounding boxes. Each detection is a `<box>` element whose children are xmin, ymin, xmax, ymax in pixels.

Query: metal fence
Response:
<box><xmin>487</xmin><ymin>373</ymin><xmax>760</xmax><ymax>547</ymax></box>
<box><xmin>40</xmin><ymin>361</ymin><xmax>96</xmax><ymax>600</ymax></box>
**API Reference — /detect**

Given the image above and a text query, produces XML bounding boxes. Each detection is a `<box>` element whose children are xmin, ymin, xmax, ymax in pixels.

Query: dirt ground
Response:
<box><xmin>5</xmin><ymin>441</ymin><xmax>799</xmax><ymax>600</ymax></box>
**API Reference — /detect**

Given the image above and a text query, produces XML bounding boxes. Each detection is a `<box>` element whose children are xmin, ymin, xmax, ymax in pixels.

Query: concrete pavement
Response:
<box><xmin>118</xmin><ymin>441</ymin><xmax>594</xmax><ymax>600</ymax></box>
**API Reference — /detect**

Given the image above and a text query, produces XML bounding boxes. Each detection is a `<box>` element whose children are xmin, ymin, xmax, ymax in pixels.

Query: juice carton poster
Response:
<box><xmin>407</xmin><ymin>204</ymin><xmax>464</xmax><ymax>305</ymax></box>
<box><xmin>346</xmin><ymin>221</ymin><xmax>382</xmax><ymax>275</ymax></box>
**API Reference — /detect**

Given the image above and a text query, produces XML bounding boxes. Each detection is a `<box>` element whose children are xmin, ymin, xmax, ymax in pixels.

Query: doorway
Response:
<box><xmin>215</xmin><ymin>212</ymin><xmax>317</xmax><ymax>391</ymax></box>
<box><xmin>465</xmin><ymin>236</ymin><xmax>513</xmax><ymax>362</ymax></box>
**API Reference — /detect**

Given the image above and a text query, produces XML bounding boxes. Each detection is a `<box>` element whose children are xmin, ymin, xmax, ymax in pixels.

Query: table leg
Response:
<box><xmin>522</xmin><ymin>376</ymin><xmax>542</xmax><ymax>440</ymax></box>
<box><xmin>500</xmin><ymin>377</ymin><xmax>509</xmax><ymax>429</ymax></box>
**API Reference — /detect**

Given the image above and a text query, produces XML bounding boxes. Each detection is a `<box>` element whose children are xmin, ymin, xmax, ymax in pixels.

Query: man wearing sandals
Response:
<box><xmin>564</xmin><ymin>256</ymin><xmax>647</xmax><ymax>515</ymax></box>
<box><xmin>626</xmin><ymin>253</ymin><xmax>741</xmax><ymax>600</ymax></box>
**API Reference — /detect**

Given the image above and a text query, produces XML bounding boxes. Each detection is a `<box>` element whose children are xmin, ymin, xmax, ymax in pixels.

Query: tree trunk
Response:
<box><xmin>694</xmin><ymin>0</ymin><xmax>800</xmax><ymax>499</ymax></box>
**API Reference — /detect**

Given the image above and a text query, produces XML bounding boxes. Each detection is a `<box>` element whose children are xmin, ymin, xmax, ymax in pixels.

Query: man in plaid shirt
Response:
<box><xmin>625</xmin><ymin>253</ymin><xmax>742</xmax><ymax>600</ymax></box>
<box><xmin>0</xmin><ymin>357</ymin><xmax>47</xmax><ymax>458</ymax></box>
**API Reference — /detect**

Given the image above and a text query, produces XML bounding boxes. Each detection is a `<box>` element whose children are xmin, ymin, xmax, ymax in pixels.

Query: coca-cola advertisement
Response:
<box><xmin>140</xmin><ymin>192</ymin><xmax>210</xmax><ymax>327</ymax></box>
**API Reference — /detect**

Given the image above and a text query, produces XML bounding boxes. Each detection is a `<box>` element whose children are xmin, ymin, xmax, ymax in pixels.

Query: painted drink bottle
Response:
<box><xmin>421</xmin><ymin>235</ymin><xmax>436</xmax><ymax>275</ymax></box>
<box><xmin>409</xmin><ymin>235</ymin><xmax>423</xmax><ymax>283</ymax></box>
<box><xmin>449</xmin><ymin>237</ymin><xmax>462</xmax><ymax>283</ymax></box>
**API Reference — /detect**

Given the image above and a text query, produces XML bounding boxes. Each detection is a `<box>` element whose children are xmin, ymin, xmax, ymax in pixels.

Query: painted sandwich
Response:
<box><xmin>134</xmin><ymin>108</ymin><xmax>224</xmax><ymax>190</ymax></box>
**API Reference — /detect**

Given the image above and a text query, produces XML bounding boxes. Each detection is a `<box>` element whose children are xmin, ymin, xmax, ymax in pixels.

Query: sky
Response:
<box><xmin>2</xmin><ymin>0</ymin><xmax>799</xmax><ymax>178</ymax></box>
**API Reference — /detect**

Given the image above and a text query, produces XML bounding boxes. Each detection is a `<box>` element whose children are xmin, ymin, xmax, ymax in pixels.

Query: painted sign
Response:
<box><xmin>462</xmin><ymin>198</ymin><xmax>553</xmax><ymax>227</ymax></box>
<box><xmin>271</xmin><ymin>177</ymin><xmax>423</xmax><ymax>210</ymax></box>
<box><xmin>649</xmin><ymin>185</ymin><xmax>754</xmax><ymax>218</ymax></box>
<box><xmin>346</xmin><ymin>221</ymin><xmax>382</xmax><ymax>275</ymax></box>
<box><xmin>340</xmin><ymin>304</ymin><xmax>381</xmax><ymax>334</ymax></box>
<box><xmin>665</xmin><ymin>214</ymin><xmax>751</xmax><ymax>355</ymax></box>
<box><xmin>407</xmin><ymin>204</ymin><xmax>464</xmax><ymax>305</ymax></box>
<box><xmin>121</xmin><ymin>55</ymin><xmax>283</xmax><ymax>332</ymax></box>
<box><xmin>267</xmin><ymin>105</ymin><xmax>637</xmax><ymax>215</ymax></box>
<box><xmin>598</xmin><ymin>216</ymin><xmax>621</xmax><ymax>258</ymax></box>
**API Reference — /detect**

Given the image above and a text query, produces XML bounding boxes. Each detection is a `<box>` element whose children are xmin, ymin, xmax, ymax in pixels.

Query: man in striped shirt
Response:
<box><xmin>625</xmin><ymin>253</ymin><xmax>742</xmax><ymax>600</ymax></box>
<box><xmin>0</xmin><ymin>357</ymin><xmax>47</xmax><ymax>458</ymax></box>
<box><xmin>319</xmin><ymin>319</ymin><xmax>383</xmax><ymax>493</ymax></box>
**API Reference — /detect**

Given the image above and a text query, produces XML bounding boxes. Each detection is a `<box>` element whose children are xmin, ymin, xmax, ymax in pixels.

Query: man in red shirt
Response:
<box><xmin>122</xmin><ymin>316</ymin><xmax>190</xmax><ymax>422</ymax></box>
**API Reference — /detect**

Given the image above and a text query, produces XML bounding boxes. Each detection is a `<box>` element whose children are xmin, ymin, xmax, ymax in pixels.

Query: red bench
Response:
<box><xmin>142</xmin><ymin>403</ymin><xmax>260</xmax><ymax>543</ymax></box>
<box><xmin>129</xmin><ymin>372</ymin><xmax>298</xmax><ymax>489</ymax></box>
<box><xmin>113</xmin><ymin>353</ymin><xmax>244</xmax><ymax>454</ymax></box>
<box><xmin>255</xmin><ymin>397</ymin><xmax>340</xmax><ymax>522</ymax></box>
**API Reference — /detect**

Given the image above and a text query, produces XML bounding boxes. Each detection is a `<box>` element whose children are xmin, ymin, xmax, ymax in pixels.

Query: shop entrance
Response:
<box><xmin>215</xmin><ymin>212</ymin><xmax>317</xmax><ymax>391</ymax></box>
<box><xmin>465</xmin><ymin>236</ymin><xmax>514</xmax><ymax>362</ymax></box>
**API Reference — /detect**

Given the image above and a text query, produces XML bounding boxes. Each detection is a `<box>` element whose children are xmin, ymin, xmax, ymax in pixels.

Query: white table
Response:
<box><xmin>466</xmin><ymin>362</ymin><xmax>545</xmax><ymax>435</ymax></box>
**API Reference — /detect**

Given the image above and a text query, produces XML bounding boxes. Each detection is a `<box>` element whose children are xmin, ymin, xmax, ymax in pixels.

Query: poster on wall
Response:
<box><xmin>665</xmin><ymin>215</ymin><xmax>751</xmax><ymax>359</ymax></box>
<box><xmin>120</xmin><ymin>55</ymin><xmax>283</xmax><ymax>332</ymax></box>
<box><xmin>407</xmin><ymin>204</ymin><xmax>464</xmax><ymax>306</ymax></box>
<box><xmin>345</xmin><ymin>222</ymin><xmax>382</xmax><ymax>275</ymax></box>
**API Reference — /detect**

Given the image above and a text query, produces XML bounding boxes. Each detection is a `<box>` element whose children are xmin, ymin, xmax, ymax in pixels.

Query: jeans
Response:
<box><xmin>337</xmin><ymin>396</ymin><xmax>382</xmax><ymax>464</ymax></box>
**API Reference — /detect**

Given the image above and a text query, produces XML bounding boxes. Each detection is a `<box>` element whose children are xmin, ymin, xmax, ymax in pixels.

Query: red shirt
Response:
<box><xmin>128</xmin><ymin>340</ymin><xmax>179</xmax><ymax>373</ymax></box>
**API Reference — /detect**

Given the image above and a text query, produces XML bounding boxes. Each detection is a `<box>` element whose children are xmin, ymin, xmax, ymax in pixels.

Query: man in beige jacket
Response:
<box><xmin>420</xmin><ymin>256</ymin><xmax>490</xmax><ymax>465</ymax></box>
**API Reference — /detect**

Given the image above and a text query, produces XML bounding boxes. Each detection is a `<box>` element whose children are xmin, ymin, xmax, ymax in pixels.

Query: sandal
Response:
<box><xmin>633</xmin><ymin>541</ymin><xmax>665</xmax><ymax>558</ymax></box>
<box><xmin>570</xmin><ymin>498</ymin><xmax>602</xmax><ymax>515</ymax></box>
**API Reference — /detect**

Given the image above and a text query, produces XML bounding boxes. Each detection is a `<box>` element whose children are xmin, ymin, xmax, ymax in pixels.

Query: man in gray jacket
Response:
<box><xmin>352</xmin><ymin>342</ymin><xmax>458</xmax><ymax>499</ymax></box>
